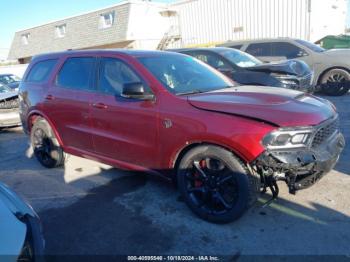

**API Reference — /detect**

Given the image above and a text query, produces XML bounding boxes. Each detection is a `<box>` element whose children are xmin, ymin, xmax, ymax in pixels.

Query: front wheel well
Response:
<box><xmin>28</xmin><ymin>114</ymin><xmax>43</xmax><ymax>132</ymax></box>
<box><xmin>173</xmin><ymin>143</ymin><xmax>201</xmax><ymax>171</ymax></box>
<box><xmin>173</xmin><ymin>142</ymin><xmax>248</xmax><ymax>171</ymax></box>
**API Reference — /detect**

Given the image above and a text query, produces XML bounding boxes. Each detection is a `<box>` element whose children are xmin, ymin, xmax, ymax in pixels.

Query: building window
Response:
<box><xmin>99</xmin><ymin>11</ymin><xmax>115</xmax><ymax>29</ymax></box>
<box><xmin>55</xmin><ymin>24</ymin><xmax>66</xmax><ymax>38</ymax></box>
<box><xmin>21</xmin><ymin>33</ymin><xmax>30</xmax><ymax>45</ymax></box>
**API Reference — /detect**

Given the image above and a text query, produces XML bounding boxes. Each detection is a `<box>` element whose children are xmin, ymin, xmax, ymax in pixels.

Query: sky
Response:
<box><xmin>0</xmin><ymin>0</ymin><xmax>175</xmax><ymax>59</ymax></box>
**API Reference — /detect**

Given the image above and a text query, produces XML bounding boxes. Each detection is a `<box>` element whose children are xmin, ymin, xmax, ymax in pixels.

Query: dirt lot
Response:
<box><xmin>0</xmin><ymin>94</ymin><xmax>349</xmax><ymax>258</ymax></box>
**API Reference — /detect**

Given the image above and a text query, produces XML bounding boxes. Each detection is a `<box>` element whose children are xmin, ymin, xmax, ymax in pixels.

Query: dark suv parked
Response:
<box><xmin>171</xmin><ymin>47</ymin><xmax>313</xmax><ymax>92</ymax></box>
<box><xmin>20</xmin><ymin>50</ymin><xmax>344</xmax><ymax>223</ymax></box>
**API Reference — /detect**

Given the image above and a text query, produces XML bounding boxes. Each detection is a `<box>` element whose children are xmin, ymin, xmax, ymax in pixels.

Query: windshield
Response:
<box><xmin>0</xmin><ymin>74</ymin><xmax>21</xmax><ymax>84</ymax></box>
<box><xmin>0</xmin><ymin>83</ymin><xmax>11</xmax><ymax>93</ymax></box>
<box><xmin>137</xmin><ymin>54</ymin><xmax>234</xmax><ymax>95</ymax></box>
<box><xmin>217</xmin><ymin>49</ymin><xmax>262</xmax><ymax>67</ymax></box>
<box><xmin>295</xmin><ymin>39</ymin><xmax>325</xmax><ymax>53</ymax></box>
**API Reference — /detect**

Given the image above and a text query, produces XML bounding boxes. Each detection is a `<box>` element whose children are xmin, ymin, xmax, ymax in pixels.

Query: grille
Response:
<box><xmin>0</xmin><ymin>97</ymin><xmax>19</xmax><ymax>109</ymax></box>
<box><xmin>299</xmin><ymin>74</ymin><xmax>312</xmax><ymax>89</ymax></box>
<box><xmin>311</xmin><ymin>117</ymin><xmax>339</xmax><ymax>148</ymax></box>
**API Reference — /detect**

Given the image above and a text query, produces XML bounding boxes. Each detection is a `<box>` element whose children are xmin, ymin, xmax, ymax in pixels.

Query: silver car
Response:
<box><xmin>219</xmin><ymin>38</ymin><xmax>350</xmax><ymax>96</ymax></box>
<box><xmin>0</xmin><ymin>182</ymin><xmax>44</xmax><ymax>261</ymax></box>
<box><xmin>0</xmin><ymin>83</ymin><xmax>21</xmax><ymax>129</ymax></box>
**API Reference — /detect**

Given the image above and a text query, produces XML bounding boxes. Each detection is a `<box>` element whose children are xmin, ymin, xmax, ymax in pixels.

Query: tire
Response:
<box><xmin>17</xmin><ymin>238</ymin><xmax>34</xmax><ymax>262</ymax></box>
<box><xmin>320</xmin><ymin>68</ymin><xmax>350</xmax><ymax>96</ymax></box>
<box><xmin>177</xmin><ymin>145</ymin><xmax>259</xmax><ymax>223</ymax></box>
<box><xmin>30</xmin><ymin>117</ymin><xmax>65</xmax><ymax>168</ymax></box>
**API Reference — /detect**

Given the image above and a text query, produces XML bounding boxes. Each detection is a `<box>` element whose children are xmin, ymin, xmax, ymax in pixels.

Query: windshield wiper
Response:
<box><xmin>177</xmin><ymin>86</ymin><xmax>236</xmax><ymax>96</ymax></box>
<box><xmin>177</xmin><ymin>90</ymin><xmax>204</xmax><ymax>96</ymax></box>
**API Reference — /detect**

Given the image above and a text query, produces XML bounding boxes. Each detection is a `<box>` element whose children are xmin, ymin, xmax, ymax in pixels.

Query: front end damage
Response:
<box><xmin>250</xmin><ymin>116</ymin><xmax>345</xmax><ymax>203</ymax></box>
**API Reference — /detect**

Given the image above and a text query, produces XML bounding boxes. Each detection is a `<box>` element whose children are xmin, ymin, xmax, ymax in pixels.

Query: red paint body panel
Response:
<box><xmin>19</xmin><ymin>50</ymin><xmax>336</xmax><ymax>175</ymax></box>
<box><xmin>188</xmin><ymin>87</ymin><xmax>335</xmax><ymax>127</ymax></box>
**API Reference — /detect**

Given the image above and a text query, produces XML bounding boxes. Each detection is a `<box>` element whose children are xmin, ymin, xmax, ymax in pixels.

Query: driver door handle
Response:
<box><xmin>92</xmin><ymin>103</ymin><xmax>108</xmax><ymax>109</ymax></box>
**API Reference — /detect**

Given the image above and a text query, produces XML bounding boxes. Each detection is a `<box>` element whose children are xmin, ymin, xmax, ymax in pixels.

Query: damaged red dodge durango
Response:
<box><xmin>19</xmin><ymin>50</ymin><xmax>345</xmax><ymax>223</ymax></box>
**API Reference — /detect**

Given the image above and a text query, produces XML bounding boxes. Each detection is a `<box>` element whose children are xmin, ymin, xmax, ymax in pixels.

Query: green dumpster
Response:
<box><xmin>315</xmin><ymin>35</ymin><xmax>350</xmax><ymax>49</ymax></box>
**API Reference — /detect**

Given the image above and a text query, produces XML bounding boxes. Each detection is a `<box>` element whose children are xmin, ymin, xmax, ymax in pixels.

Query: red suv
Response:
<box><xmin>19</xmin><ymin>50</ymin><xmax>345</xmax><ymax>223</ymax></box>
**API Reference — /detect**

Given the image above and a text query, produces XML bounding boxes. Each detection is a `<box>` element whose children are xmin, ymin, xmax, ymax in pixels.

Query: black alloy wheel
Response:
<box><xmin>32</xmin><ymin>127</ymin><xmax>56</xmax><ymax>167</ymax></box>
<box><xmin>30</xmin><ymin>117</ymin><xmax>65</xmax><ymax>168</ymax></box>
<box><xmin>185</xmin><ymin>157</ymin><xmax>239</xmax><ymax>215</ymax></box>
<box><xmin>177</xmin><ymin>145</ymin><xmax>259</xmax><ymax>223</ymax></box>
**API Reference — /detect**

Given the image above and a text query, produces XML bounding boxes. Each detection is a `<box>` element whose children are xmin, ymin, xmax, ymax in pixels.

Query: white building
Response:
<box><xmin>167</xmin><ymin>0</ymin><xmax>348</xmax><ymax>48</ymax></box>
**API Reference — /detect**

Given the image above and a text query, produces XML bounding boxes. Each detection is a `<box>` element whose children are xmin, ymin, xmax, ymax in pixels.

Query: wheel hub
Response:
<box><xmin>206</xmin><ymin>175</ymin><xmax>219</xmax><ymax>189</ymax></box>
<box><xmin>186</xmin><ymin>157</ymin><xmax>238</xmax><ymax>213</ymax></box>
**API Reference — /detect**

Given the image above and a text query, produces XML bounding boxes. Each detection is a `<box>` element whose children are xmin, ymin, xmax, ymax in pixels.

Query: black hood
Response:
<box><xmin>244</xmin><ymin>60</ymin><xmax>310</xmax><ymax>76</ymax></box>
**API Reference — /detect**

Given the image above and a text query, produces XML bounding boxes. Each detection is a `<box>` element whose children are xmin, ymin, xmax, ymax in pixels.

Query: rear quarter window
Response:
<box><xmin>229</xmin><ymin>45</ymin><xmax>243</xmax><ymax>50</ymax></box>
<box><xmin>25</xmin><ymin>59</ymin><xmax>58</xmax><ymax>83</ymax></box>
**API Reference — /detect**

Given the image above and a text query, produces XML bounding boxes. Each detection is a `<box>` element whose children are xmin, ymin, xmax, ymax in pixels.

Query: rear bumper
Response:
<box><xmin>0</xmin><ymin>110</ymin><xmax>21</xmax><ymax>127</ymax></box>
<box><xmin>254</xmin><ymin>132</ymin><xmax>345</xmax><ymax>192</ymax></box>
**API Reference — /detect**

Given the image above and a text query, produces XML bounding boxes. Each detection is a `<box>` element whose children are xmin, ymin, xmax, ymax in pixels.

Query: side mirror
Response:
<box><xmin>121</xmin><ymin>82</ymin><xmax>154</xmax><ymax>100</ymax></box>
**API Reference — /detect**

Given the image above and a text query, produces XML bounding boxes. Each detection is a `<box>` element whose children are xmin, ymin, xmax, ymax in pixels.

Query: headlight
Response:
<box><xmin>262</xmin><ymin>127</ymin><xmax>314</xmax><ymax>149</ymax></box>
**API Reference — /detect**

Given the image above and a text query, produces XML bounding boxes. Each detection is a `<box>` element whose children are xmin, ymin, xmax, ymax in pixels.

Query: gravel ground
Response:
<box><xmin>0</xmin><ymin>93</ymin><xmax>349</xmax><ymax>259</ymax></box>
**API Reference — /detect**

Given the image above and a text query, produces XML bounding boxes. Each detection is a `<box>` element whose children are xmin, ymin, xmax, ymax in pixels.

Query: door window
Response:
<box><xmin>191</xmin><ymin>52</ymin><xmax>231</xmax><ymax>70</ymax></box>
<box><xmin>56</xmin><ymin>57</ymin><xmax>95</xmax><ymax>90</ymax></box>
<box><xmin>246</xmin><ymin>42</ymin><xmax>307</xmax><ymax>59</ymax></box>
<box><xmin>245</xmin><ymin>43</ymin><xmax>272</xmax><ymax>57</ymax></box>
<box><xmin>270</xmin><ymin>42</ymin><xmax>307</xmax><ymax>59</ymax></box>
<box><xmin>98</xmin><ymin>58</ymin><xmax>142</xmax><ymax>96</ymax></box>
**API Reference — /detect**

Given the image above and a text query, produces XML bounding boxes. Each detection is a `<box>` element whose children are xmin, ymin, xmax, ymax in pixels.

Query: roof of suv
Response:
<box><xmin>219</xmin><ymin>38</ymin><xmax>298</xmax><ymax>46</ymax></box>
<box><xmin>168</xmin><ymin>47</ymin><xmax>234</xmax><ymax>53</ymax></box>
<box><xmin>31</xmin><ymin>49</ymin><xmax>183</xmax><ymax>62</ymax></box>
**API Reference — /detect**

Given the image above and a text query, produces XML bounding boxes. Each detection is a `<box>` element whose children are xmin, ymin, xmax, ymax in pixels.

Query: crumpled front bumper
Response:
<box><xmin>254</xmin><ymin>132</ymin><xmax>345</xmax><ymax>192</ymax></box>
<box><xmin>278</xmin><ymin>73</ymin><xmax>314</xmax><ymax>93</ymax></box>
